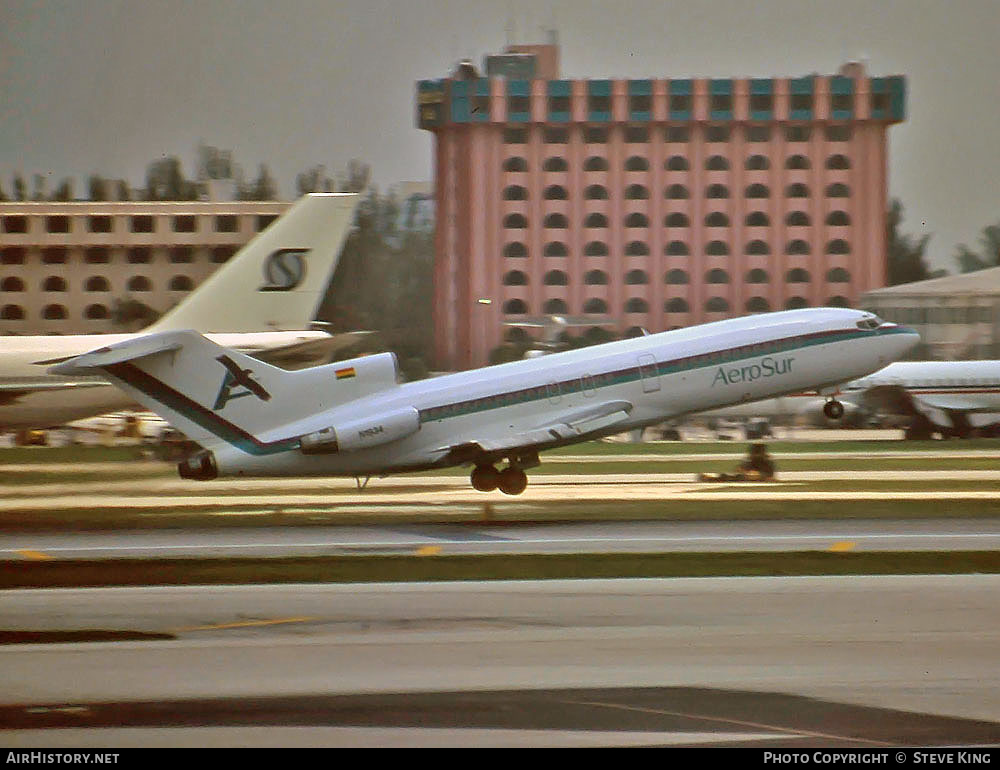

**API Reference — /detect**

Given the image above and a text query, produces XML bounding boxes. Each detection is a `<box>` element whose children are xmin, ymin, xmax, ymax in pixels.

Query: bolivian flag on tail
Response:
<box><xmin>335</xmin><ymin>366</ymin><xmax>357</xmax><ymax>380</ymax></box>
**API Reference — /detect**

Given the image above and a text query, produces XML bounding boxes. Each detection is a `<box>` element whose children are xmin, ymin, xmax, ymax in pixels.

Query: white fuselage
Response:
<box><xmin>0</xmin><ymin>330</ymin><xmax>329</xmax><ymax>428</ymax></box>
<box><xmin>204</xmin><ymin>308</ymin><xmax>918</xmax><ymax>478</ymax></box>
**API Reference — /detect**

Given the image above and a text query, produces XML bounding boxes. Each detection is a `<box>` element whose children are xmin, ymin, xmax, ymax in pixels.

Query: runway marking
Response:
<box><xmin>829</xmin><ymin>541</ymin><xmax>858</xmax><ymax>552</ymax></box>
<box><xmin>172</xmin><ymin>616</ymin><xmax>317</xmax><ymax>633</ymax></box>
<box><xmin>416</xmin><ymin>546</ymin><xmax>442</xmax><ymax>556</ymax></box>
<box><xmin>563</xmin><ymin>699</ymin><xmax>896</xmax><ymax>747</ymax></box>
<box><xmin>15</xmin><ymin>550</ymin><xmax>53</xmax><ymax>561</ymax></box>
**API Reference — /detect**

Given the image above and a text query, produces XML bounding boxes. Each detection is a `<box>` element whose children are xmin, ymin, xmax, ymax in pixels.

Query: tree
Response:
<box><xmin>12</xmin><ymin>174</ymin><xmax>26</xmax><ymax>201</ymax></box>
<box><xmin>245</xmin><ymin>164</ymin><xmax>277</xmax><ymax>200</ymax></box>
<box><xmin>52</xmin><ymin>178</ymin><xmax>74</xmax><ymax>201</ymax></box>
<box><xmin>955</xmin><ymin>220</ymin><xmax>1000</xmax><ymax>273</ymax></box>
<box><xmin>116</xmin><ymin>179</ymin><xmax>131</xmax><ymax>201</ymax></box>
<box><xmin>88</xmin><ymin>175</ymin><xmax>110</xmax><ymax>201</ymax></box>
<box><xmin>31</xmin><ymin>174</ymin><xmax>47</xmax><ymax>201</ymax></box>
<box><xmin>296</xmin><ymin>165</ymin><xmax>333</xmax><ymax>195</ymax></box>
<box><xmin>886</xmin><ymin>198</ymin><xmax>933</xmax><ymax>285</ymax></box>
<box><xmin>145</xmin><ymin>156</ymin><xmax>195</xmax><ymax>200</ymax></box>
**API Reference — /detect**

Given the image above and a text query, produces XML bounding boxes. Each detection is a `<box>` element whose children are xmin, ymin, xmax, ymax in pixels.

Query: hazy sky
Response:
<box><xmin>1</xmin><ymin>0</ymin><xmax>997</xmax><ymax>271</ymax></box>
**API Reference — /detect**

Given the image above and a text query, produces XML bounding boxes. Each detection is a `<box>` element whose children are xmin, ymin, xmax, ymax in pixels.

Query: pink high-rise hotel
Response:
<box><xmin>417</xmin><ymin>43</ymin><xmax>906</xmax><ymax>370</ymax></box>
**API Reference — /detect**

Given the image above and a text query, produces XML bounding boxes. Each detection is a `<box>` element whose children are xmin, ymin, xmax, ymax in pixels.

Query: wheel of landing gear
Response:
<box><xmin>497</xmin><ymin>467</ymin><xmax>528</xmax><ymax>495</ymax></box>
<box><xmin>823</xmin><ymin>400</ymin><xmax>845</xmax><ymax>420</ymax></box>
<box><xmin>471</xmin><ymin>465</ymin><xmax>500</xmax><ymax>492</ymax></box>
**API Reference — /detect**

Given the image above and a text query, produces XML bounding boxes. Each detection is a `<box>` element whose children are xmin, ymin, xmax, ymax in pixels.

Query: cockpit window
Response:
<box><xmin>856</xmin><ymin>316</ymin><xmax>882</xmax><ymax>330</ymax></box>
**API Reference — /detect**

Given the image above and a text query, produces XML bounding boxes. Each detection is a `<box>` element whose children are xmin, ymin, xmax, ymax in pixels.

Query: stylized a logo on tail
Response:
<box><xmin>213</xmin><ymin>355</ymin><xmax>272</xmax><ymax>410</ymax></box>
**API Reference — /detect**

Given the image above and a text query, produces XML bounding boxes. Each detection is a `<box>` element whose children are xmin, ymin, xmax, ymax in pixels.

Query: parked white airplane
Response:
<box><xmin>54</xmin><ymin>308</ymin><xmax>918</xmax><ymax>493</ymax></box>
<box><xmin>698</xmin><ymin>360</ymin><xmax>1000</xmax><ymax>439</ymax></box>
<box><xmin>1</xmin><ymin>193</ymin><xmax>361</xmax><ymax>429</ymax></box>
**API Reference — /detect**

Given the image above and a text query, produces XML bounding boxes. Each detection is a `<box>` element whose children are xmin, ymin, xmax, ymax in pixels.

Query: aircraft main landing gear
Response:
<box><xmin>470</xmin><ymin>463</ymin><xmax>530</xmax><ymax>495</ymax></box>
<box><xmin>471</xmin><ymin>464</ymin><xmax>500</xmax><ymax>492</ymax></box>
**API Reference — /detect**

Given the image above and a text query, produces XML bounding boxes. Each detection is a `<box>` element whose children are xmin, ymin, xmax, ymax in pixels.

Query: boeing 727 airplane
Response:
<box><xmin>55</xmin><ymin>307</ymin><xmax>918</xmax><ymax>493</ymax></box>
<box><xmin>1</xmin><ymin>193</ymin><xmax>360</xmax><ymax>429</ymax></box>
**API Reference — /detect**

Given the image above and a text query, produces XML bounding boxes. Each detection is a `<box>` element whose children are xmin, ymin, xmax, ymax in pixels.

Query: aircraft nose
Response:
<box><xmin>883</xmin><ymin>324</ymin><xmax>921</xmax><ymax>358</ymax></box>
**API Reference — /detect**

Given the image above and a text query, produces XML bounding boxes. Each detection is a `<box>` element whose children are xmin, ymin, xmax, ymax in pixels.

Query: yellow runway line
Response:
<box><xmin>173</xmin><ymin>616</ymin><xmax>317</xmax><ymax>633</ymax></box>
<box><xmin>828</xmin><ymin>541</ymin><xmax>858</xmax><ymax>552</ymax></box>
<box><xmin>16</xmin><ymin>549</ymin><xmax>53</xmax><ymax>561</ymax></box>
<box><xmin>416</xmin><ymin>546</ymin><xmax>443</xmax><ymax>556</ymax></box>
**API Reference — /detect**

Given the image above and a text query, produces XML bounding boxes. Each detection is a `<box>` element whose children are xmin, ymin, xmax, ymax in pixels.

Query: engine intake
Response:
<box><xmin>300</xmin><ymin>406</ymin><xmax>420</xmax><ymax>455</ymax></box>
<box><xmin>178</xmin><ymin>450</ymin><xmax>218</xmax><ymax>480</ymax></box>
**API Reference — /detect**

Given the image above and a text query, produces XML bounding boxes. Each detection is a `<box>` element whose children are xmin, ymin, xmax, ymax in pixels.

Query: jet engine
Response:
<box><xmin>299</xmin><ymin>406</ymin><xmax>420</xmax><ymax>454</ymax></box>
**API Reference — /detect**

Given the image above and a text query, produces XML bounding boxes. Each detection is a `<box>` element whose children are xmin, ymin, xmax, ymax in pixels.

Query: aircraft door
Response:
<box><xmin>637</xmin><ymin>353</ymin><xmax>660</xmax><ymax>394</ymax></box>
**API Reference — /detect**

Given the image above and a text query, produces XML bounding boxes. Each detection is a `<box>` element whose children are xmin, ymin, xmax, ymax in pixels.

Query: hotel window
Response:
<box><xmin>1</xmin><ymin>305</ymin><xmax>24</xmax><ymax>320</ymax></box>
<box><xmin>543</xmin><ymin>213</ymin><xmax>568</xmax><ymax>228</ymax></box>
<box><xmin>128</xmin><ymin>247</ymin><xmax>152</xmax><ymax>264</ymax></box>
<box><xmin>584</xmin><ymin>213</ymin><xmax>608</xmax><ymax>228</ymax></box>
<box><xmin>584</xmin><ymin>127</ymin><xmax>608</xmax><ymax>143</ymax></box>
<box><xmin>88</xmin><ymin>215</ymin><xmax>113</xmax><ymax>233</ymax></box>
<box><xmin>705</xmin><ymin>212</ymin><xmax>729</xmax><ymax>227</ymax></box>
<box><xmin>826</xmin><ymin>210</ymin><xmax>850</xmax><ymax>226</ymax></box>
<box><xmin>504</xmin><ymin>128</ymin><xmax>527</xmax><ymax>144</ymax></box>
<box><xmin>1</xmin><ymin>277</ymin><xmax>25</xmax><ymax>291</ymax></box>
<box><xmin>584</xmin><ymin>298</ymin><xmax>609</xmax><ymax>314</ymax></box>
<box><xmin>871</xmin><ymin>92</ymin><xmax>890</xmax><ymax>113</ymax></box>
<box><xmin>43</xmin><ymin>304</ymin><xmax>68</xmax><ymax>320</ymax></box>
<box><xmin>831</xmin><ymin>93</ymin><xmax>852</xmax><ymax>113</ymax></box>
<box><xmin>786</xmin><ymin>155</ymin><xmax>810</xmax><ymax>170</ymax></box>
<box><xmin>504</xmin><ymin>213</ymin><xmax>528</xmax><ymax>229</ymax></box>
<box><xmin>127</xmin><ymin>276</ymin><xmax>152</xmax><ymax>292</ymax></box>
<box><xmin>629</xmin><ymin>93</ymin><xmax>651</xmax><ymax>113</ymax></box>
<box><xmin>706</xmin><ymin>184</ymin><xmax>729</xmax><ymax>199</ymax></box>
<box><xmin>130</xmin><ymin>215</ymin><xmax>154</xmax><ymax>233</ymax></box>
<box><xmin>706</xmin><ymin>240</ymin><xmax>729</xmax><ymax>256</ymax></box>
<box><xmin>786</xmin><ymin>239</ymin><xmax>811</xmax><ymax>255</ymax></box>
<box><xmin>711</xmin><ymin>93</ymin><xmax>732</xmax><ymax>113</ymax></box>
<box><xmin>85</xmin><ymin>276</ymin><xmax>110</xmax><ymax>292</ymax></box>
<box><xmin>503</xmin><ymin>157</ymin><xmax>528</xmax><ymax>172</ymax></box>
<box><xmin>706</xmin><ymin>268</ymin><xmax>730</xmax><ymax>284</ymax></box>
<box><xmin>787</xmin><ymin>268</ymin><xmax>811</xmax><ymax>283</ymax></box>
<box><xmin>665</xmin><ymin>212</ymin><xmax>690</xmax><ymax>227</ymax></box>
<box><xmin>790</xmin><ymin>94</ymin><xmax>812</xmax><ymax>112</ymax></box>
<box><xmin>544</xmin><ymin>185</ymin><xmax>568</xmax><ymax>200</ymax></box>
<box><xmin>504</xmin><ymin>299</ymin><xmax>528</xmax><ymax>314</ymax></box>
<box><xmin>544</xmin><ymin>242</ymin><xmax>568</xmax><ymax>257</ymax></box>
<box><xmin>746</xmin><ymin>297</ymin><xmax>771</xmax><ymax>313</ymax></box>
<box><xmin>745</xmin><ymin>184</ymin><xmax>770</xmax><ymax>199</ymax></box>
<box><xmin>85</xmin><ymin>247</ymin><xmax>110</xmax><ymax>264</ymax></box>
<box><xmin>170</xmin><ymin>246</ymin><xmax>194</xmax><ymax>263</ymax></box>
<box><xmin>84</xmin><ymin>304</ymin><xmax>109</xmax><ymax>320</ymax></box>
<box><xmin>785</xmin><ymin>297</ymin><xmax>809</xmax><ymax>309</ymax></box>
<box><xmin>669</xmin><ymin>94</ymin><xmax>691</xmax><ymax>113</ymax></box>
<box><xmin>215</xmin><ymin>215</ymin><xmax>239</xmax><ymax>233</ymax></box>
<box><xmin>785</xmin><ymin>125</ymin><xmax>811</xmax><ymax>142</ymax></box>
<box><xmin>826</xmin><ymin>125</ymin><xmax>852</xmax><ymax>142</ymax></box>
<box><xmin>746</xmin><ymin>268</ymin><xmax>770</xmax><ymax>284</ymax></box>
<box><xmin>749</xmin><ymin>94</ymin><xmax>772</xmax><ymax>113</ymax></box>
<box><xmin>584</xmin><ymin>241</ymin><xmax>609</xmax><ymax>256</ymax></box>
<box><xmin>503</xmin><ymin>242</ymin><xmax>528</xmax><ymax>258</ymax></box>
<box><xmin>786</xmin><ymin>183</ymin><xmax>809</xmax><ymax>198</ymax></box>
<box><xmin>548</xmin><ymin>95</ymin><xmax>571</xmax><ymax>114</ymax></box>
<box><xmin>544</xmin><ymin>298</ymin><xmax>569</xmax><ymax>314</ymax></box>
<box><xmin>625</xmin><ymin>126</ymin><xmax>649</xmax><ymax>143</ymax></box>
<box><xmin>585</xmin><ymin>269</ymin><xmax>608</xmax><ymax>285</ymax></box>
<box><xmin>665</xmin><ymin>241</ymin><xmax>690</xmax><ymax>256</ymax></box>
<box><xmin>544</xmin><ymin>127</ymin><xmax>569</xmax><ymax>144</ymax></box>
<box><xmin>786</xmin><ymin>211</ymin><xmax>810</xmax><ymax>226</ymax></box>
<box><xmin>625</xmin><ymin>241</ymin><xmax>650</xmax><ymax>256</ymax></box>
<box><xmin>666</xmin><ymin>155</ymin><xmax>689</xmax><ymax>171</ymax></box>
<box><xmin>2</xmin><ymin>216</ymin><xmax>28</xmax><ymax>233</ymax></box>
<box><xmin>625</xmin><ymin>298</ymin><xmax>649</xmax><ymax>313</ymax></box>
<box><xmin>664</xmin><ymin>126</ymin><xmax>689</xmax><ymax>143</ymax></box>
<box><xmin>508</xmin><ymin>94</ymin><xmax>530</xmax><ymax>114</ymax></box>
<box><xmin>745</xmin><ymin>212</ymin><xmax>769</xmax><ymax>227</ymax></box>
<box><xmin>257</xmin><ymin>214</ymin><xmax>278</xmax><ymax>230</ymax></box>
<box><xmin>584</xmin><ymin>156</ymin><xmax>608</xmax><ymax>171</ymax></box>
<box><xmin>43</xmin><ymin>276</ymin><xmax>67</xmax><ymax>291</ymax></box>
<box><xmin>169</xmin><ymin>275</ymin><xmax>194</xmax><ymax>291</ymax></box>
<box><xmin>745</xmin><ymin>125</ymin><xmax>770</xmax><ymax>142</ymax></box>
<box><xmin>625</xmin><ymin>184</ymin><xmax>649</xmax><ymax>200</ymax></box>
<box><xmin>42</xmin><ymin>247</ymin><xmax>67</xmax><ymax>264</ymax></box>
<box><xmin>706</xmin><ymin>155</ymin><xmax>729</xmax><ymax>171</ymax></box>
<box><xmin>827</xmin><ymin>267</ymin><xmax>851</xmax><ymax>283</ymax></box>
<box><xmin>705</xmin><ymin>297</ymin><xmax>730</xmax><ymax>312</ymax></box>
<box><xmin>827</xmin><ymin>296</ymin><xmax>850</xmax><ymax>308</ymax></box>
<box><xmin>46</xmin><ymin>216</ymin><xmax>70</xmax><ymax>234</ymax></box>
<box><xmin>172</xmin><ymin>215</ymin><xmax>197</xmax><ymax>233</ymax></box>
<box><xmin>826</xmin><ymin>154</ymin><xmax>850</xmax><ymax>170</ymax></box>
<box><xmin>665</xmin><ymin>297</ymin><xmax>689</xmax><ymax>313</ymax></box>
<box><xmin>544</xmin><ymin>270</ymin><xmax>569</xmax><ymax>286</ymax></box>
<box><xmin>588</xmin><ymin>94</ymin><xmax>611</xmax><ymax>114</ymax></box>
<box><xmin>585</xmin><ymin>185</ymin><xmax>609</xmax><ymax>200</ymax></box>
<box><xmin>746</xmin><ymin>155</ymin><xmax>769</xmax><ymax>170</ymax></box>
<box><xmin>826</xmin><ymin>183</ymin><xmax>850</xmax><ymax>198</ymax></box>
<box><xmin>503</xmin><ymin>185</ymin><xmax>528</xmax><ymax>200</ymax></box>
<box><xmin>705</xmin><ymin>125</ymin><xmax>730</xmax><ymax>143</ymax></box>
<box><xmin>625</xmin><ymin>156</ymin><xmax>649</xmax><ymax>171</ymax></box>
<box><xmin>665</xmin><ymin>269</ymin><xmax>689</xmax><ymax>284</ymax></box>
<box><xmin>1</xmin><ymin>248</ymin><xmax>25</xmax><ymax>265</ymax></box>
<box><xmin>827</xmin><ymin>239</ymin><xmax>851</xmax><ymax>254</ymax></box>
<box><xmin>624</xmin><ymin>213</ymin><xmax>649</xmax><ymax>228</ymax></box>
<box><xmin>503</xmin><ymin>270</ymin><xmax>528</xmax><ymax>286</ymax></box>
<box><xmin>746</xmin><ymin>240</ymin><xmax>770</xmax><ymax>255</ymax></box>
<box><xmin>626</xmin><ymin>269</ymin><xmax>649</xmax><ymax>285</ymax></box>
<box><xmin>543</xmin><ymin>157</ymin><xmax>568</xmax><ymax>172</ymax></box>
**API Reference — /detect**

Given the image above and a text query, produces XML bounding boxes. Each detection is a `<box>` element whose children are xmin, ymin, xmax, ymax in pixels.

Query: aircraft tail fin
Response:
<box><xmin>51</xmin><ymin>329</ymin><xmax>401</xmax><ymax>455</ymax></box>
<box><xmin>148</xmin><ymin>192</ymin><xmax>359</xmax><ymax>334</ymax></box>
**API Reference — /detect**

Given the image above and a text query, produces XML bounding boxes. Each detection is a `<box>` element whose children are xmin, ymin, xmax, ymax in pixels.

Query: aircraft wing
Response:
<box><xmin>434</xmin><ymin>399</ymin><xmax>633</xmax><ymax>463</ymax></box>
<box><xmin>250</xmin><ymin>331</ymin><xmax>374</xmax><ymax>370</ymax></box>
<box><xmin>856</xmin><ymin>384</ymin><xmax>917</xmax><ymax>416</ymax></box>
<box><xmin>0</xmin><ymin>379</ymin><xmax>113</xmax><ymax>406</ymax></box>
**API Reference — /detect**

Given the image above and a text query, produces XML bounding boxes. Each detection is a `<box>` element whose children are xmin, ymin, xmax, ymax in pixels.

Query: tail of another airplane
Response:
<box><xmin>51</xmin><ymin>329</ymin><xmax>401</xmax><ymax>460</ymax></box>
<box><xmin>148</xmin><ymin>192</ymin><xmax>359</xmax><ymax>334</ymax></box>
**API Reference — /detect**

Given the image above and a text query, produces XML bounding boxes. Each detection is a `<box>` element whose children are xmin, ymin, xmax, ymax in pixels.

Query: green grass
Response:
<box><xmin>5</xmin><ymin>551</ymin><xmax>999</xmax><ymax>589</ymax></box>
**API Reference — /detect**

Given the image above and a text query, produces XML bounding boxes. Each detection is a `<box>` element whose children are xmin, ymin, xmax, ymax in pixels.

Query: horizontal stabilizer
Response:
<box><xmin>50</xmin><ymin>334</ymin><xmax>183</xmax><ymax>376</ymax></box>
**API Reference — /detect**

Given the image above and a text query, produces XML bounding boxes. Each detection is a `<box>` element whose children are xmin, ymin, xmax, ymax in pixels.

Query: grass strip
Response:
<box><xmin>5</xmin><ymin>551</ymin><xmax>999</xmax><ymax>589</ymax></box>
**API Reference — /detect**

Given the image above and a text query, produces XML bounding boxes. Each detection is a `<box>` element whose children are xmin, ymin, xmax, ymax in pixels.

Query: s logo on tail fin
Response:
<box><xmin>259</xmin><ymin>248</ymin><xmax>309</xmax><ymax>291</ymax></box>
<box><xmin>213</xmin><ymin>355</ymin><xmax>272</xmax><ymax>410</ymax></box>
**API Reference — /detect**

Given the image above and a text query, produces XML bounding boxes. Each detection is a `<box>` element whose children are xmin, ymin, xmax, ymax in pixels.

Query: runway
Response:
<box><xmin>4</xmin><ymin>518</ymin><xmax>1000</xmax><ymax>560</ymax></box>
<box><xmin>1</xmin><ymin>576</ymin><xmax>998</xmax><ymax>747</ymax></box>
